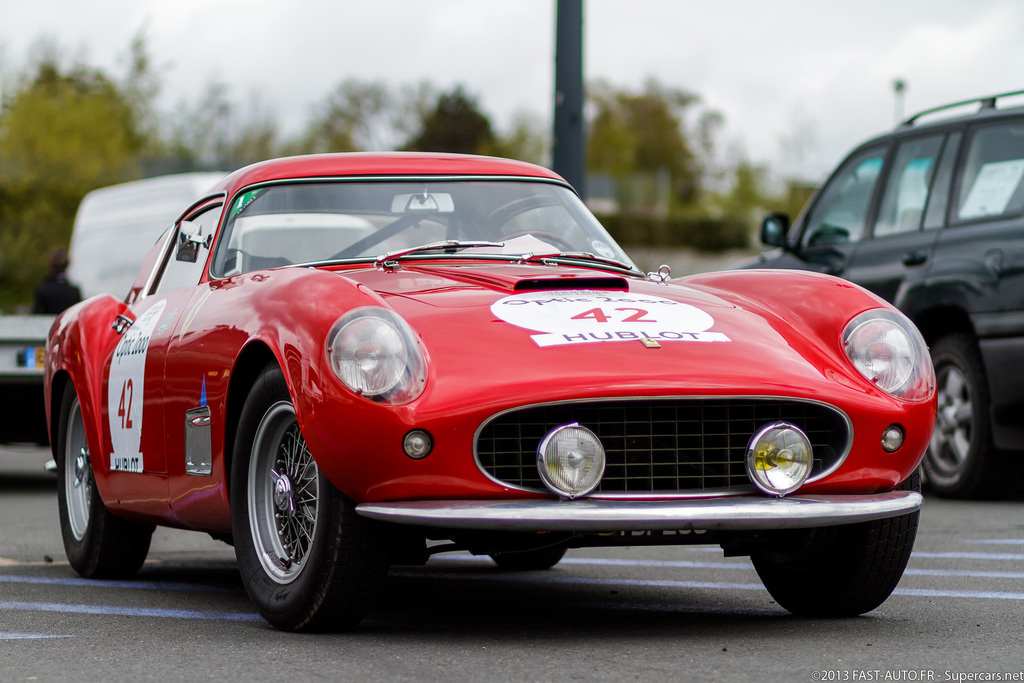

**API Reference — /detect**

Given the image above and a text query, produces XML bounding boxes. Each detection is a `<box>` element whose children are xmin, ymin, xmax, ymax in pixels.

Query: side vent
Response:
<box><xmin>514</xmin><ymin>277</ymin><xmax>629</xmax><ymax>292</ymax></box>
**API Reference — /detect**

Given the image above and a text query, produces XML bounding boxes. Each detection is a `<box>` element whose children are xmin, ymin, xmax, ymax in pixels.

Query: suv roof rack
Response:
<box><xmin>900</xmin><ymin>89</ymin><xmax>1024</xmax><ymax>128</ymax></box>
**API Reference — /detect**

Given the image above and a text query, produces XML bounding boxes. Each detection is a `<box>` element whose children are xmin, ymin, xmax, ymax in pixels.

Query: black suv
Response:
<box><xmin>743</xmin><ymin>90</ymin><xmax>1024</xmax><ymax>498</ymax></box>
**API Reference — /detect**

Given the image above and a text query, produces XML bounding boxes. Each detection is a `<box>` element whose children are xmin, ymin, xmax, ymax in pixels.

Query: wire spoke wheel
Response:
<box><xmin>247</xmin><ymin>401</ymin><xmax>320</xmax><ymax>584</ymax></box>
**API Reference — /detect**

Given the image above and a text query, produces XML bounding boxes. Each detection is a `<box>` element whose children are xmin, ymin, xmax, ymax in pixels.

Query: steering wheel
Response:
<box><xmin>486</xmin><ymin>195</ymin><xmax>563</xmax><ymax>231</ymax></box>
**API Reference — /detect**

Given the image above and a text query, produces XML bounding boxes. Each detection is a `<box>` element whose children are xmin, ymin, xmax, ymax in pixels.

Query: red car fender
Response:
<box><xmin>46</xmin><ymin>294</ymin><xmax>131</xmax><ymax>504</ymax></box>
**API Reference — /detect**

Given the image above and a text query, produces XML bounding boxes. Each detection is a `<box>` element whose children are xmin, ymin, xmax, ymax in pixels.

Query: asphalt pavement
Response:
<box><xmin>3</xmin><ymin>444</ymin><xmax>1024</xmax><ymax>682</ymax></box>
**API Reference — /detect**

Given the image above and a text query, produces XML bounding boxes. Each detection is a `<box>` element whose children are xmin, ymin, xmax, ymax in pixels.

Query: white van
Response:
<box><xmin>68</xmin><ymin>172</ymin><xmax>225</xmax><ymax>299</ymax></box>
<box><xmin>1</xmin><ymin>173</ymin><xmax>223</xmax><ymax>445</ymax></box>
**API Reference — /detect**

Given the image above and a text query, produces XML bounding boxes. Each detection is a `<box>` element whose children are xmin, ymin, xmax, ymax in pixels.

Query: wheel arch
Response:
<box><xmin>910</xmin><ymin>305</ymin><xmax>975</xmax><ymax>348</ymax></box>
<box><xmin>48</xmin><ymin>369</ymin><xmax>73</xmax><ymax>459</ymax></box>
<box><xmin>224</xmin><ymin>341</ymin><xmax>278</xmax><ymax>503</ymax></box>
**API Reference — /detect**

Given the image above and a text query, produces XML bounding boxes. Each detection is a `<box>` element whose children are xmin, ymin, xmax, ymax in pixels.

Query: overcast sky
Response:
<box><xmin>1</xmin><ymin>0</ymin><xmax>1021</xmax><ymax>181</ymax></box>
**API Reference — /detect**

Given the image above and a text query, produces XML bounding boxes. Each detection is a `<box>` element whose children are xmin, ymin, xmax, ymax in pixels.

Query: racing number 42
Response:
<box><xmin>118</xmin><ymin>379</ymin><xmax>134</xmax><ymax>429</ymax></box>
<box><xmin>571</xmin><ymin>307</ymin><xmax>657</xmax><ymax>323</ymax></box>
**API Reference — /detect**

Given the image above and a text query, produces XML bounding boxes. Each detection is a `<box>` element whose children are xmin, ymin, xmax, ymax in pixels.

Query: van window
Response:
<box><xmin>873</xmin><ymin>135</ymin><xmax>944</xmax><ymax>237</ymax></box>
<box><xmin>801</xmin><ymin>146</ymin><xmax>886</xmax><ymax>247</ymax></box>
<box><xmin>955</xmin><ymin>121</ymin><xmax>1024</xmax><ymax>222</ymax></box>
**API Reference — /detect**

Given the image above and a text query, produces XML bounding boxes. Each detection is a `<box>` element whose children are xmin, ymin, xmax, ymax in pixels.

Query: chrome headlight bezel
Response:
<box><xmin>842</xmin><ymin>309</ymin><xmax>934</xmax><ymax>401</ymax></box>
<box><xmin>325</xmin><ymin>307</ymin><xmax>426</xmax><ymax>404</ymax></box>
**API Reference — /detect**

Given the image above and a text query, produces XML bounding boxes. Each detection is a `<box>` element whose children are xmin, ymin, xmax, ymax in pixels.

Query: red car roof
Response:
<box><xmin>213</xmin><ymin>153</ymin><xmax>567</xmax><ymax>195</ymax></box>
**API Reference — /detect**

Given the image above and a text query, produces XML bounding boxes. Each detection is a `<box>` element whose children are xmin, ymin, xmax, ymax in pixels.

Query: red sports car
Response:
<box><xmin>44</xmin><ymin>153</ymin><xmax>936</xmax><ymax>631</ymax></box>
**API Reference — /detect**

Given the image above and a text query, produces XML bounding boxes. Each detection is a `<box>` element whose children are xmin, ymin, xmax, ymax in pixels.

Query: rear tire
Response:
<box><xmin>56</xmin><ymin>383</ymin><xmax>153</xmax><ymax>578</ymax></box>
<box><xmin>231</xmin><ymin>364</ymin><xmax>390</xmax><ymax>631</ymax></box>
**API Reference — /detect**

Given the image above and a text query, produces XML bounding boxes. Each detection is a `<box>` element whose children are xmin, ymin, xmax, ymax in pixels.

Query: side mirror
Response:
<box><xmin>176</xmin><ymin>220</ymin><xmax>212</xmax><ymax>263</ymax></box>
<box><xmin>760</xmin><ymin>212</ymin><xmax>791</xmax><ymax>248</ymax></box>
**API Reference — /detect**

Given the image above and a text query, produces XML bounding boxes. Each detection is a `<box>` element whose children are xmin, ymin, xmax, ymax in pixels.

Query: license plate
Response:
<box><xmin>16</xmin><ymin>346</ymin><xmax>44</xmax><ymax>369</ymax></box>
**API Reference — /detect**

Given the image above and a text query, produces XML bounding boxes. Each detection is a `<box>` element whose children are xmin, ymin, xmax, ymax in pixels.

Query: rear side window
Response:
<box><xmin>801</xmin><ymin>146</ymin><xmax>886</xmax><ymax>247</ymax></box>
<box><xmin>872</xmin><ymin>134</ymin><xmax>944</xmax><ymax>237</ymax></box>
<box><xmin>955</xmin><ymin>121</ymin><xmax>1024</xmax><ymax>222</ymax></box>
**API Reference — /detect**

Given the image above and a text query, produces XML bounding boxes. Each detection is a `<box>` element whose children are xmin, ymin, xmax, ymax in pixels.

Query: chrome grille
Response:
<box><xmin>476</xmin><ymin>398</ymin><xmax>849</xmax><ymax>494</ymax></box>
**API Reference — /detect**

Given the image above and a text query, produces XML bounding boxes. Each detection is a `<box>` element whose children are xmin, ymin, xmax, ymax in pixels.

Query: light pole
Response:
<box><xmin>553</xmin><ymin>0</ymin><xmax>585</xmax><ymax>196</ymax></box>
<box><xmin>893</xmin><ymin>79</ymin><xmax>907</xmax><ymax>125</ymax></box>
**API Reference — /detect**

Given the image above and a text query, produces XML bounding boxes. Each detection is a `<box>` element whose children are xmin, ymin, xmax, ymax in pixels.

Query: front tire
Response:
<box><xmin>231</xmin><ymin>364</ymin><xmax>390</xmax><ymax>632</ymax></box>
<box><xmin>750</xmin><ymin>475</ymin><xmax>920</xmax><ymax>617</ymax></box>
<box><xmin>489</xmin><ymin>546</ymin><xmax>566</xmax><ymax>571</ymax></box>
<box><xmin>56</xmin><ymin>383</ymin><xmax>154</xmax><ymax>578</ymax></box>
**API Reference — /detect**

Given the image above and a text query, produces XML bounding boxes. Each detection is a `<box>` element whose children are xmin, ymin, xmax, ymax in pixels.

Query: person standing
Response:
<box><xmin>33</xmin><ymin>247</ymin><xmax>82</xmax><ymax>314</ymax></box>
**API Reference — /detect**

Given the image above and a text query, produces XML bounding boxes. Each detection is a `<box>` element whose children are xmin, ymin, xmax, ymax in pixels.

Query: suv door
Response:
<box><xmin>927</xmin><ymin>118</ymin><xmax>1024</xmax><ymax>490</ymax></box>
<box><xmin>842</xmin><ymin>133</ymin><xmax>951</xmax><ymax>305</ymax></box>
<box><xmin>784</xmin><ymin>145</ymin><xmax>888</xmax><ymax>276</ymax></box>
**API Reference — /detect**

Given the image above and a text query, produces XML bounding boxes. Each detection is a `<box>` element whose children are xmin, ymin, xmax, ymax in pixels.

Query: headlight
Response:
<box><xmin>326</xmin><ymin>307</ymin><xmax>426</xmax><ymax>404</ymax></box>
<box><xmin>537</xmin><ymin>423</ymin><xmax>606</xmax><ymax>499</ymax></box>
<box><xmin>842</xmin><ymin>309</ymin><xmax>933</xmax><ymax>401</ymax></box>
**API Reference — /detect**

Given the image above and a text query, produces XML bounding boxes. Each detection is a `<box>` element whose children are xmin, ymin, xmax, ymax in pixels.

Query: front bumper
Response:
<box><xmin>356</xmin><ymin>490</ymin><xmax>922</xmax><ymax>532</ymax></box>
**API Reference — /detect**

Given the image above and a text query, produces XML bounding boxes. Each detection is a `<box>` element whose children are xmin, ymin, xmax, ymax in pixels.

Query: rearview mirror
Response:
<box><xmin>391</xmin><ymin>192</ymin><xmax>454</xmax><ymax>213</ymax></box>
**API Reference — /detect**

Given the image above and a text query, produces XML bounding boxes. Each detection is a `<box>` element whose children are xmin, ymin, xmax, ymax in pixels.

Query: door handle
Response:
<box><xmin>902</xmin><ymin>250</ymin><xmax>928</xmax><ymax>267</ymax></box>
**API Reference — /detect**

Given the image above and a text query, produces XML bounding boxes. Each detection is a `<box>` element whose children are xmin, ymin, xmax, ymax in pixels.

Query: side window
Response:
<box><xmin>923</xmin><ymin>131</ymin><xmax>962</xmax><ymax>229</ymax></box>
<box><xmin>954</xmin><ymin>121</ymin><xmax>1024</xmax><ymax>222</ymax></box>
<box><xmin>872</xmin><ymin>134</ymin><xmax>944</xmax><ymax>237</ymax></box>
<box><xmin>152</xmin><ymin>204</ymin><xmax>224</xmax><ymax>295</ymax></box>
<box><xmin>802</xmin><ymin>146</ymin><xmax>886</xmax><ymax>247</ymax></box>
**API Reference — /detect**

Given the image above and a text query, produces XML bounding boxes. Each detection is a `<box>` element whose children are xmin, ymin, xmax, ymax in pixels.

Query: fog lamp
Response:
<box><xmin>403</xmin><ymin>430</ymin><xmax>433</xmax><ymax>459</ymax></box>
<box><xmin>537</xmin><ymin>423</ymin><xmax>605</xmax><ymax>499</ymax></box>
<box><xmin>746</xmin><ymin>422</ymin><xmax>813</xmax><ymax>497</ymax></box>
<box><xmin>881</xmin><ymin>424</ymin><xmax>904</xmax><ymax>453</ymax></box>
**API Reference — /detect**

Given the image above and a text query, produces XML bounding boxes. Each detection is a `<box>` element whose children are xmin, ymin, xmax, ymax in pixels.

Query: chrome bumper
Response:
<box><xmin>355</xmin><ymin>491</ymin><xmax>922</xmax><ymax>532</ymax></box>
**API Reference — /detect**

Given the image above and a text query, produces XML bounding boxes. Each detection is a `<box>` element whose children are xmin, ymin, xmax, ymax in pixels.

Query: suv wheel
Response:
<box><xmin>922</xmin><ymin>333</ymin><xmax>1002</xmax><ymax>498</ymax></box>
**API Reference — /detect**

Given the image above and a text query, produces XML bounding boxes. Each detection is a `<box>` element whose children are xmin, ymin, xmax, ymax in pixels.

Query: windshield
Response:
<box><xmin>210</xmin><ymin>179</ymin><xmax>636</xmax><ymax>277</ymax></box>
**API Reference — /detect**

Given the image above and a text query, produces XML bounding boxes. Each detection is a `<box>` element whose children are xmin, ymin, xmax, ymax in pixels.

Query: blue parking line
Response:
<box><xmin>0</xmin><ymin>574</ymin><xmax>241</xmax><ymax>593</ymax></box>
<box><xmin>965</xmin><ymin>539</ymin><xmax>1024</xmax><ymax>544</ymax></box>
<box><xmin>0</xmin><ymin>632</ymin><xmax>71</xmax><ymax>640</ymax></box>
<box><xmin>912</xmin><ymin>551</ymin><xmax>1024</xmax><ymax>560</ymax></box>
<box><xmin>893</xmin><ymin>587</ymin><xmax>1024</xmax><ymax>600</ymax></box>
<box><xmin>0</xmin><ymin>600</ymin><xmax>261</xmax><ymax>622</ymax></box>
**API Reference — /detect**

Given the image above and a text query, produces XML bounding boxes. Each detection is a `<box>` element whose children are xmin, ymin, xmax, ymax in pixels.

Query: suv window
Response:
<box><xmin>955</xmin><ymin>121</ymin><xmax>1024</xmax><ymax>222</ymax></box>
<box><xmin>872</xmin><ymin>135</ymin><xmax>944</xmax><ymax>237</ymax></box>
<box><xmin>922</xmin><ymin>131</ymin><xmax>962</xmax><ymax>229</ymax></box>
<box><xmin>801</xmin><ymin>145</ymin><xmax>886</xmax><ymax>247</ymax></box>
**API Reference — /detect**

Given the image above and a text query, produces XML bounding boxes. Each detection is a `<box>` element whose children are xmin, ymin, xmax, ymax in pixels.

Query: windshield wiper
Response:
<box><xmin>520</xmin><ymin>251</ymin><xmax>638</xmax><ymax>273</ymax></box>
<box><xmin>374</xmin><ymin>240</ymin><xmax>505</xmax><ymax>267</ymax></box>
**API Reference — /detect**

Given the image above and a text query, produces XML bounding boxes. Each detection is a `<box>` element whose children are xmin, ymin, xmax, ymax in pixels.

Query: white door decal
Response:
<box><xmin>108</xmin><ymin>299</ymin><xmax>166</xmax><ymax>473</ymax></box>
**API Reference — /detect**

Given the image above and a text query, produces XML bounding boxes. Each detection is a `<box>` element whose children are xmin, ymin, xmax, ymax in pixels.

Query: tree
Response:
<box><xmin>403</xmin><ymin>86</ymin><xmax>495</xmax><ymax>154</ymax></box>
<box><xmin>301</xmin><ymin>79</ymin><xmax>435</xmax><ymax>153</ymax></box>
<box><xmin>0</xmin><ymin>43</ymin><xmax>155</xmax><ymax>309</ymax></box>
<box><xmin>587</xmin><ymin>78</ymin><xmax>713</xmax><ymax>212</ymax></box>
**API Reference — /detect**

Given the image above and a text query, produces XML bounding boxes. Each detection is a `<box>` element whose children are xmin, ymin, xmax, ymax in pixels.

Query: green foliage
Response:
<box><xmin>403</xmin><ymin>86</ymin><xmax>495</xmax><ymax>154</ymax></box>
<box><xmin>0</xmin><ymin>47</ymin><xmax>154</xmax><ymax>310</ymax></box>
<box><xmin>587</xmin><ymin>78</ymin><xmax>706</xmax><ymax>209</ymax></box>
<box><xmin>597</xmin><ymin>213</ymin><xmax>750</xmax><ymax>253</ymax></box>
<box><xmin>0</xmin><ymin>36</ymin><xmax>809</xmax><ymax>308</ymax></box>
<box><xmin>300</xmin><ymin>79</ymin><xmax>435</xmax><ymax>153</ymax></box>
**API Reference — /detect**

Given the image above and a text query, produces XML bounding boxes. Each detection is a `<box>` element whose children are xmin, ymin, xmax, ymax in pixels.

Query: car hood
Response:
<box><xmin>339</xmin><ymin>262</ymin><xmax>874</xmax><ymax>408</ymax></box>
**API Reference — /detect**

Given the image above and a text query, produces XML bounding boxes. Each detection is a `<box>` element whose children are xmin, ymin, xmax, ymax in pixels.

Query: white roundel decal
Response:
<box><xmin>491</xmin><ymin>290</ymin><xmax>730</xmax><ymax>347</ymax></box>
